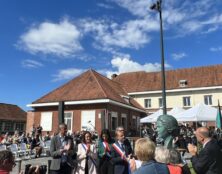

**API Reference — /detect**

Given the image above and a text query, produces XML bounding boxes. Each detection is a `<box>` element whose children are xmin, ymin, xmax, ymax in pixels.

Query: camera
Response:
<box><xmin>25</xmin><ymin>164</ymin><xmax>47</xmax><ymax>174</ymax></box>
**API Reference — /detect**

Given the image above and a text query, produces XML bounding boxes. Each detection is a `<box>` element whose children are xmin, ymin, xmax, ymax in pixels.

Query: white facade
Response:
<box><xmin>130</xmin><ymin>87</ymin><xmax>222</xmax><ymax>112</ymax></box>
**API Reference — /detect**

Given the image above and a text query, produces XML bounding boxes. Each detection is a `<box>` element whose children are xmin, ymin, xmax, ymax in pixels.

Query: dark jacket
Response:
<box><xmin>110</xmin><ymin>140</ymin><xmax>132</xmax><ymax>174</ymax></box>
<box><xmin>134</xmin><ymin>160</ymin><xmax>169</xmax><ymax>174</ymax></box>
<box><xmin>191</xmin><ymin>139</ymin><xmax>222</xmax><ymax>174</ymax></box>
<box><xmin>30</xmin><ymin>138</ymin><xmax>40</xmax><ymax>149</ymax></box>
<box><xmin>98</xmin><ymin>139</ymin><xmax>114</xmax><ymax>159</ymax></box>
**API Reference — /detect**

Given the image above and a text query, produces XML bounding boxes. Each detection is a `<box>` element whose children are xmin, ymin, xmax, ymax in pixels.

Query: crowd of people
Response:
<box><xmin>0</xmin><ymin>123</ymin><xmax>222</xmax><ymax>174</ymax></box>
<box><xmin>49</xmin><ymin>123</ymin><xmax>222</xmax><ymax>174</ymax></box>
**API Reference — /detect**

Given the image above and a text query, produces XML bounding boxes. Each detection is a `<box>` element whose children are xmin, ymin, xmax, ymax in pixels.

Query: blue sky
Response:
<box><xmin>0</xmin><ymin>0</ymin><xmax>222</xmax><ymax>110</ymax></box>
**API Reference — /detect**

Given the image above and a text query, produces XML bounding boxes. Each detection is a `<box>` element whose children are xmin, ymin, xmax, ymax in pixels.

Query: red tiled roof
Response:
<box><xmin>113</xmin><ymin>64</ymin><xmax>222</xmax><ymax>93</ymax></box>
<box><xmin>0</xmin><ymin>103</ymin><xmax>26</xmax><ymax>121</ymax></box>
<box><xmin>33</xmin><ymin>70</ymin><xmax>144</xmax><ymax>111</ymax></box>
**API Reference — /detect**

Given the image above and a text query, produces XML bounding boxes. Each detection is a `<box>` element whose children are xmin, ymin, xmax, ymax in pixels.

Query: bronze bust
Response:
<box><xmin>156</xmin><ymin>114</ymin><xmax>179</xmax><ymax>149</ymax></box>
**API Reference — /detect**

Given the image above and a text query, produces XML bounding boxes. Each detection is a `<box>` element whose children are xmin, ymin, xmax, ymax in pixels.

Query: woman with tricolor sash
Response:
<box><xmin>98</xmin><ymin>129</ymin><xmax>114</xmax><ymax>174</ymax></box>
<box><xmin>76</xmin><ymin>131</ymin><xmax>97</xmax><ymax>174</ymax></box>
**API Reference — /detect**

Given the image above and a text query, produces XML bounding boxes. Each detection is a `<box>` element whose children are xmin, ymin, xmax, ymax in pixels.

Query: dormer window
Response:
<box><xmin>121</xmin><ymin>95</ymin><xmax>130</xmax><ymax>103</ymax></box>
<box><xmin>179</xmin><ymin>80</ymin><xmax>188</xmax><ymax>87</ymax></box>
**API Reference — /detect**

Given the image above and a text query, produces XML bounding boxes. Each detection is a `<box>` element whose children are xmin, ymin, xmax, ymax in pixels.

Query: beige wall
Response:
<box><xmin>131</xmin><ymin>88</ymin><xmax>222</xmax><ymax>112</ymax></box>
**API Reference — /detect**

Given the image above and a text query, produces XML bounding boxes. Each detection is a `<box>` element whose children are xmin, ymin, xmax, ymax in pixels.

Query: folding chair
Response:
<box><xmin>0</xmin><ymin>144</ymin><xmax>7</xmax><ymax>151</ymax></box>
<box><xmin>10</xmin><ymin>144</ymin><xmax>19</xmax><ymax>157</ymax></box>
<box><xmin>20</xmin><ymin>143</ymin><xmax>31</xmax><ymax>159</ymax></box>
<box><xmin>44</xmin><ymin>140</ymin><xmax>51</xmax><ymax>156</ymax></box>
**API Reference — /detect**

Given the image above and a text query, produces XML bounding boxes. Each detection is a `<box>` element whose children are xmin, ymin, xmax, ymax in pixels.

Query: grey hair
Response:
<box><xmin>155</xmin><ymin>146</ymin><xmax>170</xmax><ymax>164</ymax></box>
<box><xmin>59</xmin><ymin>123</ymin><xmax>67</xmax><ymax>129</ymax></box>
<box><xmin>115</xmin><ymin>126</ymin><xmax>124</xmax><ymax>132</ymax></box>
<box><xmin>168</xmin><ymin>149</ymin><xmax>182</xmax><ymax>164</ymax></box>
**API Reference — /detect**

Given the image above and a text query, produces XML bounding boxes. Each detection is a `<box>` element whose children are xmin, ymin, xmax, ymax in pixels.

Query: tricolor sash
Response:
<box><xmin>112</xmin><ymin>142</ymin><xmax>131</xmax><ymax>174</ymax></box>
<box><xmin>112</xmin><ymin>143</ymin><xmax>127</xmax><ymax>161</ymax></box>
<box><xmin>81</xmin><ymin>143</ymin><xmax>97</xmax><ymax>167</ymax></box>
<box><xmin>103</xmin><ymin>141</ymin><xmax>111</xmax><ymax>157</ymax></box>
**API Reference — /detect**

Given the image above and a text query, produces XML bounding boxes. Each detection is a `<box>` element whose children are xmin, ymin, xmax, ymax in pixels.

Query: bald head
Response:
<box><xmin>196</xmin><ymin>127</ymin><xmax>210</xmax><ymax>138</ymax></box>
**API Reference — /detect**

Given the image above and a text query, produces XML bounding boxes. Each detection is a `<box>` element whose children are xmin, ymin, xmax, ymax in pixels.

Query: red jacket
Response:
<box><xmin>168</xmin><ymin>164</ymin><xmax>182</xmax><ymax>174</ymax></box>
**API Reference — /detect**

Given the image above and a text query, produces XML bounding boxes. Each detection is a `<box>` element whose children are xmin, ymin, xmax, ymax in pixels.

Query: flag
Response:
<box><xmin>216</xmin><ymin>100</ymin><xmax>222</xmax><ymax>129</ymax></box>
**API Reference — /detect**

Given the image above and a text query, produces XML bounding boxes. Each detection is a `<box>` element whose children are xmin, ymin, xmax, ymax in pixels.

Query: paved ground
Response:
<box><xmin>12</xmin><ymin>155</ymin><xmax>51</xmax><ymax>174</ymax></box>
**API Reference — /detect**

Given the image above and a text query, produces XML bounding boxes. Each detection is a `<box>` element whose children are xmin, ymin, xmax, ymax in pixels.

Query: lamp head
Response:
<box><xmin>150</xmin><ymin>4</ymin><xmax>157</xmax><ymax>10</ymax></box>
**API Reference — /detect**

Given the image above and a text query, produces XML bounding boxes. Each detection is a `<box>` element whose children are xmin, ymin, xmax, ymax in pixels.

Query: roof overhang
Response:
<box><xmin>27</xmin><ymin>99</ymin><xmax>145</xmax><ymax>113</ymax></box>
<box><xmin>128</xmin><ymin>85</ymin><xmax>222</xmax><ymax>95</ymax></box>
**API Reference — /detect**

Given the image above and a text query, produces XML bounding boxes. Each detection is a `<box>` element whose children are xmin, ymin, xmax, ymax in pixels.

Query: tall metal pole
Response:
<box><xmin>159</xmin><ymin>0</ymin><xmax>167</xmax><ymax>115</ymax></box>
<box><xmin>151</xmin><ymin>0</ymin><xmax>167</xmax><ymax>115</ymax></box>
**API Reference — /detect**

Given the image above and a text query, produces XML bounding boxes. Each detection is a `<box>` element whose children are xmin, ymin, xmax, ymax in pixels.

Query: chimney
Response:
<box><xmin>111</xmin><ymin>74</ymin><xmax>118</xmax><ymax>80</ymax></box>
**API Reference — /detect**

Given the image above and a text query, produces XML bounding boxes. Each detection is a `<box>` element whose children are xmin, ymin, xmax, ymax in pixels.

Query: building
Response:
<box><xmin>113</xmin><ymin>64</ymin><xmax>222</xmax><ymax>113</ymax></box>
<box><xmin>0</xmin><ymin>103</ymin><xmax>26</xmax><ymax>134</ymax></box>
<box><xmin>27</xmin><ymin>70</ymin><xmax>146</xmax><ymax>135</ymax></box>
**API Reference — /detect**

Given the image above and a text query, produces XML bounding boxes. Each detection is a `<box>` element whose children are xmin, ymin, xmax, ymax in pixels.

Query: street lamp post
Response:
<box><xmin>150</xmin><ymin>0</ymin><xmax>167</xmax><ymax>115</ymax></box>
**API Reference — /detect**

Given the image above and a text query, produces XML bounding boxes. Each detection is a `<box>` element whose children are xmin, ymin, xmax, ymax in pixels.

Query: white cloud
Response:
<box><xmin>52</xmin><ymin>68</ymin><xmax>85</xmax><ymax>81</ymax></box>
<box><xmin>105</xmin><ymin>56</ymin><xmax>171</xmax><ymax>78</ymax></box>
<box><xmin>52</xmin><ymin>56</ymin><xmax>172</xmax><ymax>81</ymax></box>
<box><xmin>97</xmin><ymin>3</ymin><xmax>113</xmax><ymax>9</ymax></box>
<box><xmin>18</xmin><ymin>19</ymin><xmax>83</xmax><ymax>57</ymax></box>
<box><xmin>80</xmin><ymin>18</ymin><xmax>158</xmax><ymax>50</ymax></box>
<box><xmin>181</xmin><ymin>21</ymin><xmax>203</xmax><ymax>33</ymax></box>
<box><xmin>202</xmin><ymin>14</ymin><xmax>222</xmax><ymax>25</ymax></box>
<box><xmin>111</xmin><ymin>0</ymin><xmax>152</xmax><ymax>17</ymax></box>
<box><xmin>112</xmin><ymin>0</ymin><xmax>222</xmax><ymax>35</ymax></box>
<box><xmin>172</xmin><ymin>52</ymin><xmax>187</xmax><ymax>61</ymax></box>
<box><xmin>210</xmin><ymin>46</ymin><xmax>222</xmax><ymax>52</ymax></box>
<box><xmin>21</xmin><ymin>59</ymin><xmax>43</xmax><ymax>68</ymax></box>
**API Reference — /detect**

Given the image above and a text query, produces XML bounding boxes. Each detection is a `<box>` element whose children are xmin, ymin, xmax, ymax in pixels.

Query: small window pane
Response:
<box><xmin>204</xmin><ymin>95</ymin><xmax>212</xmax><ymax>105</ymax></box>
<box><xmin>144</xmin><ymin>99</ymin><xmax>151</xmax><ymax>108</ymax></box>
<box><xmin>111</xmin><ymin>117</ymin><xmax>117</xmax><ymax>131</ymax></box>
<box><xmin>4</xmin><ymin>122</ymin><xmax>14</xmax><ymax>131</ymax></box>
<box><xmin>159</xmin><ymin>98</ymin><xmax>163</xmax><ymax>108</ymax></box>
<box><xmin>183</xmin><ymin>97</ymin><xmax>191</xmax><ymax>106</ymax></box>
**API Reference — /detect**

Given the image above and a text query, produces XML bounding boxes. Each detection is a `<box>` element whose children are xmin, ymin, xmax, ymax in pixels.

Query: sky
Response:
<box><xmin>0</xmin><ymin>0</ymin><xmax>222</xmax><ymax>111</ymax></box>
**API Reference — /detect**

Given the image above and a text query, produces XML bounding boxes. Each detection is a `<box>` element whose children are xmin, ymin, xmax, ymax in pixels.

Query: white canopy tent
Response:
<box><xmin>140</xmin><ymin>109</ymin><xmax>163</xmax><ymax>123</ymax></box>
<box><xmin>174</xmin><ymin>103</ymin><xmax>217</xmax><ymax>122</ymax></box>
<box><xmin>140</xmin><ymin>107</ymin><xmax>185</xmax><ymax>123</ymax></box>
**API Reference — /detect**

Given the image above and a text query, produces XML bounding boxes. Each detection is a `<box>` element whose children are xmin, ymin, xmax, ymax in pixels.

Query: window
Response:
<box><xmin>144</xmin><ymin>99</ymin><xmax>152</xmax><ymax>108</ymax></box>
<box><xmin>81</xmin><ymin>110</ymin><xmax>95</xmax><ymax>131</ymax></box>
<box><xmin>179</xmin><ymin>80</ymin><xmax>188</xmax><ymax>87</ymax></box>
<box><xmin>183</xmin><ymin>97</ymin><xmax>191</xmax><ymax>107</ymax></box>
<box><xmin>0</xmin><ymin>122</ymin><xmax>2</xmax><ymax>131</ymax></box>
<box><xmin>41</xmin><ymin>112</ymin><xmax>53</xmax><ymax>131</ymax></box>
<box><xmin>15</xmin><ymin>122</ymin><xmax>25</xmax><ymax>131</ymax></box>
<box><xmin>137</xmin><ymin>117</ymin><xmax>140</xmax><ymax>131</ymax></box>
<box><xmin>111</xmin><ymin>112</ymin><xmax>118</xmax><ymax>131</ymax></box>
<box><xmin>4</xmin><ymin>122</ymin><xmax>13</xmax><ymax>131</ymax></box>
<box><xmin>132</xmin><ymin>116</ymin><xmax>137</xmax><ymax>128</ymax></box>
<box><xmin>204</xmin><ymin>95</ymin><xmax>212</xmax><ymax>105</ymax></box>
<box><xmin>64</xmin><ymin>112</ymin><xmax>73</xmax><ymax>133</ymax></box>
<box><xmin>159</xmin><ymin>98</ymin><xmax>163</xmax><ymax>108</ymax></box>
<box><xmin>121</xmin><ymin>114</ymin><xmax>127</xmax><ymax>129</ymax></box>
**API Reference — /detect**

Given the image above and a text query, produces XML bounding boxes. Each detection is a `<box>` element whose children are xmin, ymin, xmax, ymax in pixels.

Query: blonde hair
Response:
<box><xmin>155</xmin><ymin>146</ymin><xmax>170</xmax><ymax>164</ymax></box>
<box><xmin>135</xmin><ymin>138</ymin><xmax>156</xmax><ymax>162</ymax></box>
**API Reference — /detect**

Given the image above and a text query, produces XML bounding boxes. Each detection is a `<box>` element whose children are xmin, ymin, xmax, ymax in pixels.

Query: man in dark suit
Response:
<box><xmin>188</xmin><ymin>127</ymin><xmax>222</xmax><ymax>174</ymax></box>
<box><xmin>50</xmin><ymin>123</ymin><xmax>75</xmax><ymax>174</ymax></box>
<box><xmin>111</xmin><ymin>126</ymin><xmax>132</xmax><ymax>174</ymax></box>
